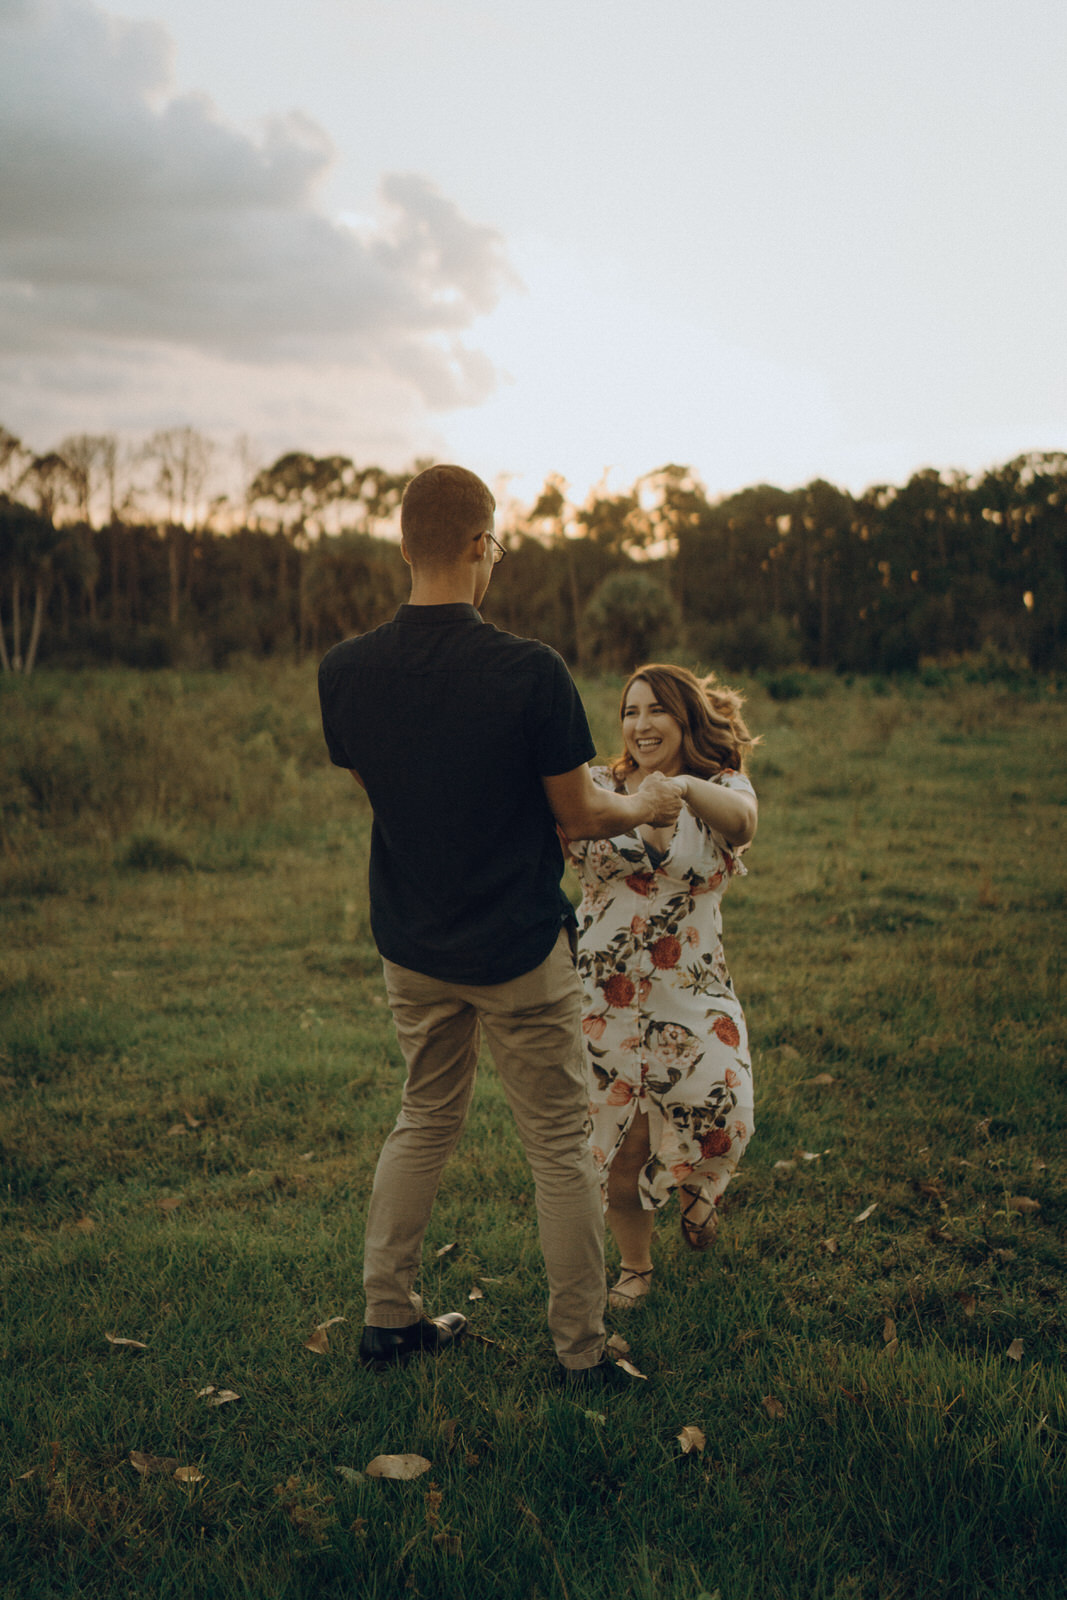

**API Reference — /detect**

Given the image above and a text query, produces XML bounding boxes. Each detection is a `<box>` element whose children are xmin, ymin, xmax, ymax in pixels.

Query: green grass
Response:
<box><xmin>1</xmin><ymin>665</ymin><xmax>1064</xmax><ymax>1599</ymax></box>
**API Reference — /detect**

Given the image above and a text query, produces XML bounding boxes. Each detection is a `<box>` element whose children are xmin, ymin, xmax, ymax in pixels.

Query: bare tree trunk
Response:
<box><xmin>128</xmin><ymin>532</ymin><xmax>139</xmax><ymax>623</ymax></box>
<box><xmin>0</xmin><ymin>607</ymin><xmax>10</xmax><ymax>672</ymax></box>
<box><xmin>84</xmin><ymin>526</ymin><xmax>98</xmax><ymax>623</ymax></box>
<box><xmin>167</xmin><ymin>529</ymin><xmax>180</xmax><ymax>629</ymax></box>
<box><xmin>24</xmin><ymin>583</ymin><xmax>46</xmax><ymax>673</ymax></box>
<box><xmin>12</xmin><ymin>576</ymin><xmax>22</xmax><ymax>670</ymax></box>
<box><xmin>566</xmin><ymin>541</ymin><xmax>583</xmax><ymax>669</ymax></box>
<box><xmin>110</xmin><ymin>523</ymin><xmax>123</xmax><ymax>622</ymax></box>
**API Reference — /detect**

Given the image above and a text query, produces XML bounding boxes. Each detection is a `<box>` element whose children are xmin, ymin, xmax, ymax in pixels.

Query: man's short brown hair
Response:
<box><xmin>400</xmin><ymin>464</ymin><xmax>496</xmax><ymax>565</ymax></box>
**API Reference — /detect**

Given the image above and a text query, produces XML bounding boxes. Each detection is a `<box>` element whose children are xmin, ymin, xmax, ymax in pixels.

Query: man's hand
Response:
<box><xmin>638</xmin><ymin>771</ymin><xmax>685</xmax><ymax>827</ymax></box>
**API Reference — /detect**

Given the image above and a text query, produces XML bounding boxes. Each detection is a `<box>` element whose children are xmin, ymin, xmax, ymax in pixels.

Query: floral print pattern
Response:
<box><xmin>569</xmin><ymin>768</ymin><xmax>756</xmax><ymax>1211</ymax></box>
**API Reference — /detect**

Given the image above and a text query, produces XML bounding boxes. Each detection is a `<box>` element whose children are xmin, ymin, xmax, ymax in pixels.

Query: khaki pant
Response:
<box><xmin>364</xmin><ymin>929</ymin><xmax>606</xmax><ymax>1369</ymax></box>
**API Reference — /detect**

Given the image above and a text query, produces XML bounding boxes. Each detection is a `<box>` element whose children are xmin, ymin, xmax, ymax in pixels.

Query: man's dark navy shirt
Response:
<box><xmin>318</xmin><ymin>604</ymin><xmax>596</xmax><ymax>985</ymax></box>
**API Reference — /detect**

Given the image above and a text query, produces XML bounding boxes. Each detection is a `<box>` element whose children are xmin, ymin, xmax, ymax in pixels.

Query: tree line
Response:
<box><xmin>1</xmin><ymin>424</ymin><xmax>1063</xmax><ymax>676</ymax></box>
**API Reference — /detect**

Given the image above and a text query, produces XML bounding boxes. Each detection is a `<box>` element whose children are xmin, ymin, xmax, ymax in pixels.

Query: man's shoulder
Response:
<box><xmin>477</xmin><ymin>622</ymin><xmax>568</xmax><ymax>670</ymax></box>
<box><xmin>318</xmin><ymin>623</ymin><xmax>395</xmax><ymax>676</ymax></box>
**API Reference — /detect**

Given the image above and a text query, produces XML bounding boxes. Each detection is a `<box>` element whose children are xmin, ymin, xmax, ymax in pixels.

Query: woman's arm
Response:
<box><xmin>678</xmin><ymin>774</ymin><xmax>757</xmax><ymax>847</ymax></box>
<box><xmin>543</xmin><ymin>765</ymin><xmax>682</xmax><ymax>841</ymax></box>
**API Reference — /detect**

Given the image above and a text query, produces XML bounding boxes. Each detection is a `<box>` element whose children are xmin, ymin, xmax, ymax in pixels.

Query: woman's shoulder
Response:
<box><xmin>713</xmin><ymin>768</ymin><xmax>756</xmax><ymax>797</ymax></box>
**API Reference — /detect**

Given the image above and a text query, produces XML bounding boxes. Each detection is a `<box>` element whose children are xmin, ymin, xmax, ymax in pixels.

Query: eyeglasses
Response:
<box><xmin>485</xmin><ymin>532</ymin><xmax>507</xmax><ymax>565</ymax></box>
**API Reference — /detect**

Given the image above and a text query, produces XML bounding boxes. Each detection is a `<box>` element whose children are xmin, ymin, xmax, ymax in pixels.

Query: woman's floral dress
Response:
<box><xmin>569</xmin><ymin>767</ymin><xmax>756</xmax><ymax>1211</ymax></box>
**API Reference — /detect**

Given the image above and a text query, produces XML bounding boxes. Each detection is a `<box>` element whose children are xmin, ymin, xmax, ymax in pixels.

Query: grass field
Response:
<box><xmin>1</xmin><ymin>664</ymin><xmax>1064</xmax><ymax>1600</ymax></box>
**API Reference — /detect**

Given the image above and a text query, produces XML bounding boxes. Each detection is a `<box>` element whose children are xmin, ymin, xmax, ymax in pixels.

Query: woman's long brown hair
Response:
<box><xmin>609</xmin><ymin>663</ymin><xmax>759</xmax><ymax>782</ymax></box>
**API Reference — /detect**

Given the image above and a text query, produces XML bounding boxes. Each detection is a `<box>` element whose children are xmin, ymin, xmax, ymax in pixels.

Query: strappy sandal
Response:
<box><xmin>608</xmin><ymin>1266</ymin><xmax>654</xmax><ymax>1310</ymax></box>
<box><xmin>679</xmin><ymin>1185</ymin><xmax>720</xmax><ymax>1251</ymax></box>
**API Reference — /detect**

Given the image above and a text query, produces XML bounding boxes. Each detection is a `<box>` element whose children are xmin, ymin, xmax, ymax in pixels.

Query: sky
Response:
<box><xmin>2</xmin><ymin>0</ymin><xmax>1065</xmax><ymax>508</ymax></box>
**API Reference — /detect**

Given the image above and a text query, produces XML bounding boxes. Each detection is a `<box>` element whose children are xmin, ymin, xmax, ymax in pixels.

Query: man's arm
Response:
<box><xmin>349</xmin><ymin>769</ymin><xmax>366</xmax><ymax>791</ymax></box>
<box><xmin>543</xmin><ymin>765</ymin><xmax>682</xmax><ymax>841</ymax></box>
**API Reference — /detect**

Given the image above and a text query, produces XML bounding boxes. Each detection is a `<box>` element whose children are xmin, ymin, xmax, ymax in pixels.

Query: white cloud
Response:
<box><xmin>0</xmin><ymin>0</ymin><xmax>514</xmax><ymax>448</ymax></box>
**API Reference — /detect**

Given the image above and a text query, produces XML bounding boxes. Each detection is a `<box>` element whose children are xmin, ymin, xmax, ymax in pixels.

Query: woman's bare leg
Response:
<box><xmin>605</xmin><ymin>1111</ymin><xmax>655</xmax><ymax>1295</ymax></box>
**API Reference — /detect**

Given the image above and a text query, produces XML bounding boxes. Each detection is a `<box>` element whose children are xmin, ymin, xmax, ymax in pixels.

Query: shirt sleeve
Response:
<box><xmin>317</xmin><ymin>656</ymin><xmax>353</xmax><ymax>769</ymax></box>
<box><xmin>527</xmin><ymin>649</ymin><xmax>597</xmax><ymax>776</ymax></box>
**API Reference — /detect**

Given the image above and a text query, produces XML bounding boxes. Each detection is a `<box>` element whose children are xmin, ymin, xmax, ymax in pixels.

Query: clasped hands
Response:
<box><xmin>636</xmin><ymin>770</ymin><xmax>687</xmax><ymax>828</ymax></box>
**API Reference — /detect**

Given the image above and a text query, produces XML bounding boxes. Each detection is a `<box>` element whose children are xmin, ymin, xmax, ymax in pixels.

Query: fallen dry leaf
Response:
<box><xmin>432</xmin><ymin>1533</ymin><xmax>462</xmax><ymax>1556</ymax></box>
<box><xmin>821</xmin><ymin>1237</ymin><xmax>839</xmax><ymax>1254</ymax></box>
<box><xmin>467</xmin><ymin>1286</ymin><xmax>484</xmax><ymax>1302</ymax></box>
<box><xmin>615</xmin><ymin>1359</ymin><xmax>648</xmax><ymax>1381</ymax></box>
<box><xmin>336</xmin><ymin>1466</ymin><xmax>365</xmax><ymax>1485</ymax></box>
<box><xmin>882</xmin><ymin>1317</ymin><xmax>897</xmax><ymax>1344</ymax></box>
<box><xmin>130</xmin><ymin>1451</ymin><xmax>179</xmax><ymax>1476</ymax></box>
<box><xmin>762</xmin><ymin>1395</ymin><xmax>786</xmax><ymax>1420</ymax></box>
<box><xmin>463</xmin><ymin>1331</ymin><xmax>501</xmax><ymax>1349</ymax></box>
<box><xmin>157</xmin><ymin>1196</ymin><xmax>182</xmax><ymax>1214</ymax></box>
<box><xmin>1006</xmin><ymin>1196</ymin><xmax>1041</xmax><ymax>1214</ymax></box>
<box><xmin>773</xmin><ymin>1159</ymin><xmax>796</xmax><ymax>1173</ymax></box>
<box><xmin>880</xmin><ymin>1337</ymin><xmax>900</xmax><ymax>1359</ymax></box>
<box><xmin>166</xmin><ymin>1125</ymin><xmax>189</xmax><ymax>1138</ymax></box>
<box><xmin>196</xmin><ymin>1385</ymin><xmax>215</xmax><ymax>1398</ymax></box>
<box><xmin>174</xmin><ymin>1466</ymin><xmax>204</xmax><ymax>1484</ymax></box>
<box><xmin>105</xmin><ymin>1332</ymin><xmax>148</xmax><ymax>1352</ymax></box>
<box><xmin>956</xmin><ymin>1292</ymin><xmax>977</xmax><ymax>1318</ymax></box>
<box><xmin>1006</xmin><ymin>1338</ymin><xmax>1024</xmax><ymax>1363</ymax></box>
<box><xmin>435</xmin><ymin>1242</ymin><xmax>456</xmax><ymax>1257</ymax></box>
<box><xmin>365</xmin><ymin>1454</ymin><xmax>431</xmax><ymax>1481</ymax></box>
<box><xmin>184</xmin><ymin>1110</ymin><xmax>202</xmax><ymax>1128</ymax></box>
<box><xmin>73</xmin><ymin>1217</ymin><xmax>96</xmax><ymax>1233</ymax></box>
<box><xmin>677</xmin><ymin>1425</ymin><xmax>706</xmax><ymax>1455</ymax></box>
<box><xmin>605</xmin><ymin>1332</ymin><xmax>630</xmax><ymax>1358</ymax></box>
<box><xmin>305</xmin><ymin>1315</ymin><xmax>346</xmax><ymax>1354</ymax></box>
<box><xmin>198</xmin><ymin>1388</ymin><xmax>240</xmax><ymax>1406</ymax></box>
<box><xmin>853</xmin><ymin>1202</ymin><xmax>878</xmax><ymax>1224</ymax></box>
<box><xmin>798</xmin><ymin>1149</ymin><xmax>830</xmax><ymax>1162</ymax></box>
<box><xmin>778</xmin><ymin>1045</ymin><xmax>801</xmax><ymax>1062</ymax></box>
<box><xmin>805</xmin><ymin>1072</ymin><xmax>834</xmax><ymax>1086</ymax></box>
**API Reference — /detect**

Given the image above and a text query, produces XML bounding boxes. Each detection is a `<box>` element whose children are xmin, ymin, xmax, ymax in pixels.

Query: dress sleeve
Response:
<box><xmin>688</xmin><ymin>770</ymin><xmax>757</xmax><ymax>875</ymax></box>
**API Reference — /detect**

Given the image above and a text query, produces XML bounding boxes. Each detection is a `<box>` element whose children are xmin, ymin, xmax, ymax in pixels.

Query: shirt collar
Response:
<box><xmin>394</xmin><ymin>603</ymin><xmax>482</xmax><ymax>626</ymax></box>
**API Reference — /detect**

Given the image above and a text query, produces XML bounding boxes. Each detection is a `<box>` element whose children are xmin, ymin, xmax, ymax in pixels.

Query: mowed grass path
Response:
<box><xmin>1</xmin><ymin>665</ymin><xmax>1064</xmax><ymax>1600</ymax></box>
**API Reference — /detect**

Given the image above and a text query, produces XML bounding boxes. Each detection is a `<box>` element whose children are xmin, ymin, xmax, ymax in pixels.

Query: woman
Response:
<box><xmin>566</xmin><ymin>664</ymin><xmax>758</xmax><ymax>1309</ymax></box>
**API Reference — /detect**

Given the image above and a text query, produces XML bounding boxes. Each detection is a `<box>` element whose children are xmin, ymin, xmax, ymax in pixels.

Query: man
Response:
<box><xmin>318</xmin><ymin>463</ymin><xmax>681</xmax><ymax>1383</ymax></box>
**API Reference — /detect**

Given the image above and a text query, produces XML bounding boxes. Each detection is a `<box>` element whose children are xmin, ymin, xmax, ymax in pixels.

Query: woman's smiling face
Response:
<box><xmin>621</xmin><ymin>677</ymin><xmax>685</xmax><ymax>777</ymax></box>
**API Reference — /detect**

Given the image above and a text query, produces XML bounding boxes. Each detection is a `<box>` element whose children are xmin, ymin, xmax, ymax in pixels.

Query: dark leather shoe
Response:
<box><xmin>559</xmin><ymin>1356</ymin><xmax>638</xmax><ymax>1391</ymax></box>
<box><xmin>359</xmin><ymin>1313</ymin><xmax>467</xmax><ymax>1366</ymax></box>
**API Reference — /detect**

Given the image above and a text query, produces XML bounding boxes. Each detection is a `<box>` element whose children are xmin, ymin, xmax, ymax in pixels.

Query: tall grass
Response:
<box><xmin>1</xmin><ymin>665</ymin><xmax>1064</xmax><ymax>1599</ymax></box>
